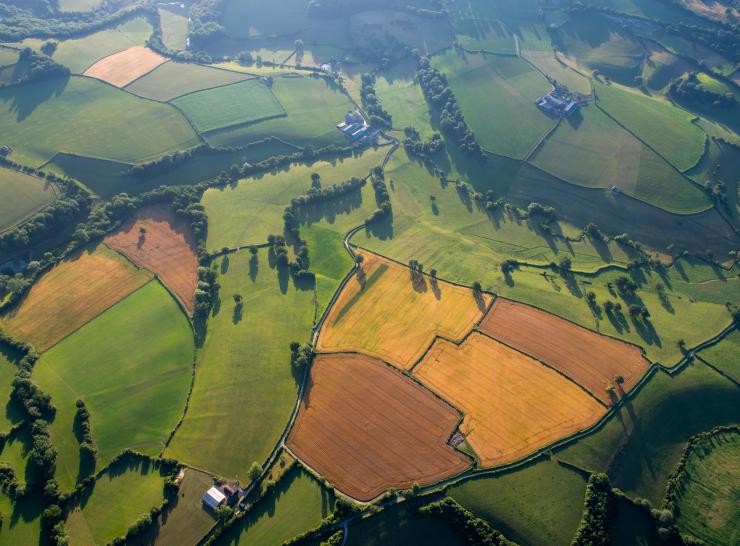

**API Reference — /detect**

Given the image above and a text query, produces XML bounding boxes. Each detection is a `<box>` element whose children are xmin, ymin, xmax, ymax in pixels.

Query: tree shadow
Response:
<box><xmin>232</xmin><ymin>302</ymin><xmax>243</xmax><ymax>324</ymax></box>
<box><xmin>220</xmin><ymin>255</ymin><xmax>230</xmax><ymax>275</ymax></box>
<box><xmin>4</xmin><ymin>75</ymin><xmax>70</xmax><ymax>122</ymax></box>
<box><xmin>249</xmin><ymin>253</ymin><xmax>259</xmax><ymax>282</ymax></box>
<box><xmin>430</xmin><ymin>276</ymin><xmax>441</xmax><ymax>299</ymax></box>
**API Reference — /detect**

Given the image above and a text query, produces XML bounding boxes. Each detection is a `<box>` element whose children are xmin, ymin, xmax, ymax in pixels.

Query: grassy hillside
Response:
<box><xmin>0</xmin><ymin>167</ymin><xmax>57</xmax><ymax>231</ymax></box>
<box><xmin>699</xmin><ymin>330</ymin><xmax>740</xmax><ymax>382</ymax></box>
<box><xmin>33</xmin><ymin>281</ymin><xmax>193</xmax><ymax>491</ymax></box>
<box><xmin>125</xmin><ymin>62</ymin><xmax>249</xmax><ymax>102</ymax></box>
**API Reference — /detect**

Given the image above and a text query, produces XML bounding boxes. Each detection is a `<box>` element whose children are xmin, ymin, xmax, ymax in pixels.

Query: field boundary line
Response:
<box><xmin>524</xmin><ymin>117</ymin><xmax>561</xmax><ymax>161</ymax></box>
<box><xmin>139</xmin><ymin>72</ymin><xmax>254</xmax><ymax>103</ymax></box>
<box><xmin>694</xmin><ymin>354</ymin><xmax>739</xmax><ymax>387</ymax></box>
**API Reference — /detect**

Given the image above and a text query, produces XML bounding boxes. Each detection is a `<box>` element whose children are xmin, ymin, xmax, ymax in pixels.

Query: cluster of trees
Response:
<box><xmin>366</xmin><ymin>167</ymin><xmax>391</xmax><ymax>223</ymax></box>
<box><xmin>126</xmin><ymin>144</ymin><xmax>210</xmax><ymax>178</ymax></box>
<box><xmin>195</xmin><ymin>264</ymin><xmax>219</xmax><ymax>318</ymax></box>
<box><xmin>571</xmin><ymin>473</ymin><xmax>613</xmax><ymax>546</ymax></box>
<box><xmin>289</xmin><ymin>342</ymin><xmax>313</xmax><ymax>377</ymax></box>
<box><xmin>669</xmin><ymin>73</ymin><xmax>736</xmax><ymax>108</ymax></box>
<box><xmin>29</xmin><ymin>420</ymin><xmax>57</xmax><ymax>485</ymax></box>
<box><xmin>417</xmin><ymin>57</ymin><xmax>483</xmax><ymax>157</ymax></box>
<box><xmin>404</xmin><ymin>131</ymin><xmax>444</xmax><ymax>160</ymax></box>
<box><xmin>418</xmin><ymin>497</ymin><xmax>516</xmax><ymax>546</ymax></box>
<box><xmin>224</xmin><ymin>143</ymin><xmax>353</xmax><ymax>182</ymax></box>
<box><xmin>289</xmin><ymin>174</ymin><xmax>365</xmax><ymax>210</ymax></box>
<box><xmin>665</xmin><ymin>22</ymin><xmax>740</xmax><ymax>64</ymax></box>
<box><xmin>0</xmin><ymin>461</ymin><xmax>20</xmax><ymax>498</ymax></box>
<box><xmin>360</xmin><ymin>73</ymin><xmax>392</xmax><ymax>127</ymax></box>
<box><xmin>12</xmin><ymin>47</ymin><xmax>69</xmax><ymax>85</ymax></box>
<box><xmin>187</xmin><ymin>0</ymin><xmax>225</xmax><ymax>47</ymax></box>
<box><xmin>614</xmin><ymin>275</ymin><xmax>638</xmax><ymax>297</ymax></box>
<box><xmin>74</xmin><ymin>399</ymin><xmax>97</xmax><ymax>465</ymax></box>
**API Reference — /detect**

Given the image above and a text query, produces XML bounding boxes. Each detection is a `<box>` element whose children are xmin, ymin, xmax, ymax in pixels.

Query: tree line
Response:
<box><xmin>669</xmin><ymin>73</ymin><xmax>736</xmax><ymax>108</ymax></box>
<box><xmin>360</xmin><ymin>73</ymin><xmax>393</xmax><ymax>128</ymax></box>
<box><xmin>418</xmin><ymin>497</ymin><xmax>517</xmax><ymax>546</ymax></box>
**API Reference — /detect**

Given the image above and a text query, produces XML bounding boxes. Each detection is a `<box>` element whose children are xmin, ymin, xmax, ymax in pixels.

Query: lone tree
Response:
<box><xmin>472</xmin><ymin>281</ymin><xmax>482</xmax><ymax>294</ymax></box>
<box><xmin>139</xmin><ymin>226</ymin><xmax>146</xmax><ymax>234</ymax></box>
<box><xmin>614</xmin><ymin>375</ymin><xmax>624</xmax><ymax>385</ymax></box>
<box><xmin>233</xmin><ymin>294</ymin><xmax>242</xmax><ymax>304</ymax></box>
<box><xmin>248</xmin><ymin>462</ymin><xmax>261</xmax><ymax>482</ymax></box>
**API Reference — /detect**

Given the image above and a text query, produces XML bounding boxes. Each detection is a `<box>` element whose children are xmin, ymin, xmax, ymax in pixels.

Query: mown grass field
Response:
<box><xmin>52</xmin><ymin>17</ymin><xmax>152</xmax><ymax>73</ymax></box>
<box><xmin>204</xmin><ymin>76</ymin><xmax>354</xmax><ymax>148</ymax></box>
<box><xmin>451</xmin><ymin>458</ymin><xmax>588</xmax><ymax>546</ymax></box>
<box><xmin>699</xmin><ymin>330</ymin><xmax>740</xmax><ymax>382</ymax></box>
<box><xmin>33</xmin><ymin>280</ymin><xmax>193</xmax><ymax>492</ymax></box>
<box><xmin>173</xmin><ymin>79</ymin><xmax>285</xmax><ymax>134</ymax></box>
<box><xmin>595</xmin><ymin>81</ymin><xmax>706</xmax><ymax>172</ymax></box>
<box><xmin>125</xmin><ymin>62</ymin><xmax>249</xmax><ymax>102</ymax></box>
<box><xmin>202</xmin><ymin>147</ymin><xmax>386</xmax><ymax>252</ymax></box>
<box><xmin>158</xmin><ymin>7</ymin><xmax>188</xmax><ymax>50</ymax></box>
<box><xmin>0</xmin><ymin>76</ymin><xmax>199</xmax><ymax>167</ymax></box>
<box><xmin>220</xmin><ymin>0</ymin><xmax>311</xmax><ymax>38</ymax></box>
<box><xmin>531</xmin><ymin>105</ymin><xmax>710</xmax><ymax>213</ymax></box>
<box><xmin>0</xmin><ymin>167</ymin><xmax>57</xmax><ymax>232</ymax></box>
<box><xmin>557</xmin><ymin>361</ymin><xmax>740</xmax><ymax>504</ymax></box>
<box><xmin>374</xmin><ymin>63</ymin><xmax>436</xmax><ymax>138</ymax></box>
<box><xmin>673</xmin><ymin>430</ymin><xmax>739</xmax><ymax>545</ymax></box>
<box><xmin>152</xmin><ymin>468</ymin><xmax>216</xmax><ymax>546</ymax></box>
<box><xmin>431</xmin><ymin>50</ymin><xmax>552</xmax><ymax>158</ymax></box>
<box><xmin>48</xmin><ymin>138</ymin><xmax>298</xmax><ymax>198</ymax></box>
<box><xmin>216</xmin><ymin>467</ymin><xmax>333</xmax><ymax>546</ymax></box>
<box><xmin>65</xmin><ymin>458</ymin><xmax>167</xmax><ymax>545</ymax></box>
<box><xmin>166</xmin><ymin>249</ymin><xmax>316</xmax><ymax>479</ymax></box>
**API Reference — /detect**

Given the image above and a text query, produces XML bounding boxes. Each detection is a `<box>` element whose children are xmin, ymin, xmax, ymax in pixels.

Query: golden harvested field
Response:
<box><xmin>316</xmin><ymin>251</ymin><xmax>491</xmax><ymax>370</ymax></box>
<box><xmin>286</xmin><ymin>353</ymin><xmax>471</xmax><ymax>501</ymax></box>
<box><xmin>105</xmin><ymin>204</ymin><xmax>198</xmax><ymax>314</ymax></box>
<box><xmin>414</xmin><ymin>333</ymin><xmax>607</xmax><ymax>468</ymax></box>
<box><xmin>84</xmin><ymin>46</ymin><xmax>168</xmax><ymax>87</ymax></box>
<box><xmin>2</xmin><ymin>244</ymin><xmax>151</xmax><ymax>351</ymax></box>
<box><xmin>479</xmin><ymin>298</ymin><xmax>651</xmax><ymax>403</ymax></box>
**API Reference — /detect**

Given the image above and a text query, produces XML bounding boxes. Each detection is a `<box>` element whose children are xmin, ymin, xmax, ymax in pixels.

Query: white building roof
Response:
<box><xmin>203</xmin><ymin>486</ymin><xmax>226</xmax><ymax>508</ymax></box>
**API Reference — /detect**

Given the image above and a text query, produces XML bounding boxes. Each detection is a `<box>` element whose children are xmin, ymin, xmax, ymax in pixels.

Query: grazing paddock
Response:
<box><xmin>172</xmin><ymin>78</ymin><xmax>285</xmax><ymax>134</ymax></box>
<box><xmin>124</xmin><ymin>61</ymin><xmax>249</xmax><ymax>102</ymax></box>
<box><xmin>84</xmin><ymin>46</ymin><xmax>168</xmax><ymax>88</ymax></box>
<box><xmin>413</xmin><ymin>333</ymin><xmax>606</xmax><ymax>468</ymax></box>
<box><xmin>479</xmin><ymin>298</ymin><xmax>651</xmax><ymax>403</ymax></box>
<box><xmin>0</xmin><ymin>167</ymin><xmax>57</xmax><ymax>232</ymax></box>
<box><xmin>287</xmin><ymin>353</ymin><xmax>471</xmax><ymax>501</ymax></box>
<box><xmin>317</xmin><ymin>251</ymin><xmax>491</xmax><ymax>370</ymax></box>
<box><xmin>2</xmin><ymin>244</ymin><xmax>151</xmax><ymax>351</ymax></box>
<box><xmin>105</xmin><ymin>204</ymin><xmax>198</xmax><ymax>314</ymax></box>
<box><xmin>698</xmin><ymin>330</ymin><xmax>740</xmax><ymax>382</ymax></box>
<box><xmin>152</xmin><ymin>468</ymin><xmax>216</xmax><ymax>546</ymax></box>
<box><xmin>158</xmin><ymin>7</ymin><xmax>188</xmax><ymax>50</ymax></box>
<box><xmin>33</xmin><ymin>281</ymin><xmax>193</xmax><ymax>492</ymax></box>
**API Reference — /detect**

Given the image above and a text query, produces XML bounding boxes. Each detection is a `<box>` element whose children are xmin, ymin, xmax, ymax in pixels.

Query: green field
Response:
<box><xmin>172</xmin><ymin>79</ymin><xmax>285</xmax><ymax>134</ymax></box>
<box><xmin>642</xmin><ymin>46</ymin><xmax>693</xmax><ymax>92</ymax></box>
<box><xmin>375</xmin><ymin>63</ymin><xmax>436</xmax><ymax>138</ymax></box>
<box><xmin>557</xmin><ymin>361</ymin><xmax>740</xmax><ymax>504</ymax></box>
<box><xmin>58</xmin><ymin>0</ymin><xmax>102</xmax><ymax>11</ymax></box>
<box><xmin>165</xmin><ymin>249</ymin><xmax>316</xmax><ymax>479</ymax></box>
<box><xmin>531</xmin><ymin>106</ymin><xmax>711</xmax><ymax>213</ymax></box>
<box><xmin>551</xmin><ymin>12</ymin><xmax>645</xmax><ymax>83</ymax></box>
<box><xmin>48</xmin><ymin>138</ymin><xmax>299</xmax><ymax>198</ymax></box>
<box><xmin>651</xmin><ymin>31</ymin><xmax>736</xmax><ymax>76</ymax></box>
<box><xmin>0</xmin><ymin>491</ymin><xmax>44</xmax><ymax>544</ymax></box>
<box><xmin>699</xmin><ymin>330</ymin><xmax>740</xmax><ymax>382</ymax></box>
<box><xmin>0</xmin><ymin>424</ymin><xmax>32</xmax><ymax>485</ymax></box>
<box><xmin>0</xmin><ymin>166</ymin><xmax>57</xmax><ymax>232</ymax></box>
<box><xmin>450</xmin><ymin>458</ymin><xmax>587</xmax><ymax>546</ymax></box>
<box><xmin>584</xmin><ymin>0</ymin><xmax>712</xmax><ymax>25</ymax></box>
<box><xmin>0</xmin><ymin>76</ymin><xmax>199</xmax><ymax>167</ymax></box>
<box><xmin>52</xmin><ymin>17</ymin><xmax>153</xmax><ymax>73</ymax></box>
<box><xmin>217</xmin><ymin>467</ymin><xmax>333</xmax><ymax>545</ymax></box>
<box><xmin>220</xmin><ymin>0</ymin><xmax>311</xmax><ymax>38</ymax></box>
<box><xmin>65</xmin><ymin>458</ymin><xmax>167</xmax><ymax>545</ymax></box>
<box><xmin>159</xmin><ymin>7</ymin><xmax>188</xmax><ymax>50</ymax></box>
<box><xmin>673</xmin><ymin>430</ymin><xmax>739</xmax><ymax>545</ymax></box>
<box><xmin>523</xmin><ymin>51</ymin><xmax>592</xmax><ymax>95</ymax></box>
<box><xmin>126</xmin><ymin>62</ymin><xmax>250</xmax><ymax>102</ymax></box>
<box><xmin>204</xmin><ymin>76</ymin><xmax>353</xmax><ymax>148</ymax></box>
<box><xmin>0</xmin><ymin>46</ymin><xmax>19</xmax><ymax>67</ymax></box>
<box><xmin>673</xmin><ymin>72</ymin><xmax>740</xmax><ymax>135</ymax></box>
<box><xmin>33</xmin><ymin>280</ymin><xmax>193</xmax><ymax>491</ymax></box>
<box><xmin>430</xmin><ymin>50</ymin><xmax>553</xmax><ymax>159</ymax></box>
<box><xmin>152</xmin><ymin>468</ymin><xmax>216</xmax><ymax>546</ymax></box>
<box><xmin>203</xmin><ymin>146</ymin><xmax>386</xmax><ymax>252</ymax></box>
<box><xmin>595</xmin><ymin>81</ymin><xmax>706</xmax><ymax>172</ymax></box>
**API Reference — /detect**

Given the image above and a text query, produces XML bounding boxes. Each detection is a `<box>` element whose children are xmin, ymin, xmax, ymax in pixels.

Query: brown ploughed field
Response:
<box><xmin>413</xmin><ymin>333</ymin><xmax>607</xmax><ymax>468</ymax></box>
<box><xmin>105</xmin><ymin>204</ymin><xmax>198</xmax><ymax>313</ymax></box>
<box><xmin>2</xmin><ymin>244</ymin><xmax>151</xmax><ymax>351</ymax></box>
<box><xmin>479</xmin><ymin>298</ymin><xmax>650</xmax><ymax>403</ymax></box>
<box><xmin>84</xmin><ymin>46</ymin><xmax>168</xmax><ymax>87</ymax></box>
<box><xmin>286</xmin><ymin>353</ymin><xmax>471</xmax><ymax>501</ymax></box>
<box><xmin>316</xmin><ymin>251</ymin><xmax>491</xmax><ymax>370</ymax></box>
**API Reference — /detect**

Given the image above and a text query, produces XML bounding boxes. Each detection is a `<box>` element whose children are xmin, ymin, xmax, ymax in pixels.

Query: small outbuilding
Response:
<box><xmin>202</xmin><ymin>486</ymin><xmax>226</xmax><ymax>509</ymax></box>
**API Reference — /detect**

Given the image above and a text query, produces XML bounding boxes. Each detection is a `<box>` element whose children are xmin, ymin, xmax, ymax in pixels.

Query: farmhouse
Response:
<box><xmin>202</xmin><ymin>486</ymin><xmax>226</xmax><ymax>509</ymax></box>
<box><xmin>535</xmin><ymin>86</ymin><xmax>579</xmax><ymax>117</ymax></box>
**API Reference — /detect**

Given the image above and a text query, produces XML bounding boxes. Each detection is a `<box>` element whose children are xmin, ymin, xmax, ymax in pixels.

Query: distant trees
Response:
<box><xmin>669</xmin><ymin>73</ymin><xmax>736</xmax><ymax>108</ymax></box>
<box><xmin>188</xmin><ymin>0</ymin><xmax>226</xmax><ymax>47</ymax></box>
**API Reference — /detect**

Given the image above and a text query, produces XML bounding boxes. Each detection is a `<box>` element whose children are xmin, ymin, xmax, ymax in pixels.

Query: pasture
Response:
<box><xmin>0</xmin><ymin>491</ymin><xmax>44</xmax><ymax>544</ymax></box>
<box><xmin>152</xmin><ymin>468</ymin><xmax>216</xmax><ymax>546</ymax></box>
<box><xmin>523</xmin><ymin>51</ymin><xmax>592</xmax><ymax>95</ymax></box>
<box><xmin>0</xmin><ymin>76</ymin><xmax>200</xmax><ymax>167</ymax></box>
<box><xmin>202</xmin><ymin>147</ymin><xmax>386</xmax><ymax>252</ymax></box>
<box><xmin>698</xmin><ymin>330</ymin><xmax>740</xmax><ymax>382</ymax></box>
<box><xmin>165</xmin><ymin>248</ymin><xmax>316</xmax><ymax>479</ymax></box>
<box><xmin>104</xmin><ymin>204</ymin><xmax>198</xmax><ymax>314</ymax></box>
<box><xmin>2</xmin><ymin>243</ymin><xmax>151</xmax><ymax>352</ymax></box>
<box><xmin>172</xmin><ymin>79</ymin><xmax>285</xmax><ymax>134</ymax></box>
<box><xmin>531</xmin><ymin>105</ymin><xmax>709</xmax><ymax>213</ymax></box>
<box><xmin>450</xmin><ymin>458</ymin><xmax>588</xmax><ymax>546</ymax></box>
<box><xmin>557</xmin><ymin>361</ymin><xmax>740</xmax><ymax>504</ymax></box>
<box><xmin>673</xmin><ymin>429</ymin><xmax>739</xmax><ymax>545</ymax></box>
<box><xmin>125</xmin><ymin>62</ymin><xmax>249</xmax><ymax>102</ymax></box>
<box><xmin>414</xmin><ymin>333</ymin><xmax>606</xmax><ymax>467</ymax></box>
<box><xmin>0</xmin><ymin>167</ymin><xmax>57</xmax><ymax>232</ymax></box>
<box><xmin>52</xmin><ymin>17</ymin><xmax>153</xmax><ymax>73</ymax></box>
<box><xmin>64</xmin><ymin>458</ymin><xmax>168</xmax><ymax>545</ymax></box>
<box><xmin>651</xmin><ymin>31</ymin><xmax>736</xmax><ymax>76</ymax></box>
<box><xmin>374</xmin><ymin>65</ymin><xmax>436</xmax><ymax>138</ymax></box>
<box><xmin>595</xmin><ymin>81</ymin><xmax>706</xmax><ymax>172</ymax></box>
<box><xmin>216</xmin><ymin>468</ymin><xmax>333</xmax><ymax>546</ymax></box>
<box><xmin>220</xmin><ymin>0</ymin><xmax>311</xmax><ymax>38</ymax></box>
<box><xmin>159</xmin><ymin>7</ymin><xmax>188</xmax><ymax>50</ymax></box>
<box><xmin>479</xmin><ymin>298</ymin><xmax>651</xmax><ymax>404</ymax></box>
<box><xmin>317</xmin><ymin>251</ymin><xmax>491</xmax><ymax>370</ymax></box>
<box><xmin>430</xmin><ymin>50</ymin><xmax>553</xmax><ymax>159</ymax></box>
<box><xmin>642</xmin><ymin>45</ymin><xmax>693</xmax><ymax>92</ymax></box>
<box><xmin>287</xmin><ymin>353</ymin><xmax>471</xmax><ymax>501</ymax></box>
<box><xmin>83</xmin><ymin>46</ymin><xmax>168</xmax><ymax>88</ymax></box>
<box><xmin>32</xmin><ymin>280</ymin><xmax>193</xmax><ymax>491</ymax></box>
<box><xmin>204</xmin><ymin>75</ymin><xmax>353</xmax><ymax>148</ymax></box>
<box><xmin>0</xmin><ymin>424</ymin><xmax>32</xmax><ymax>484</ymax></box>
